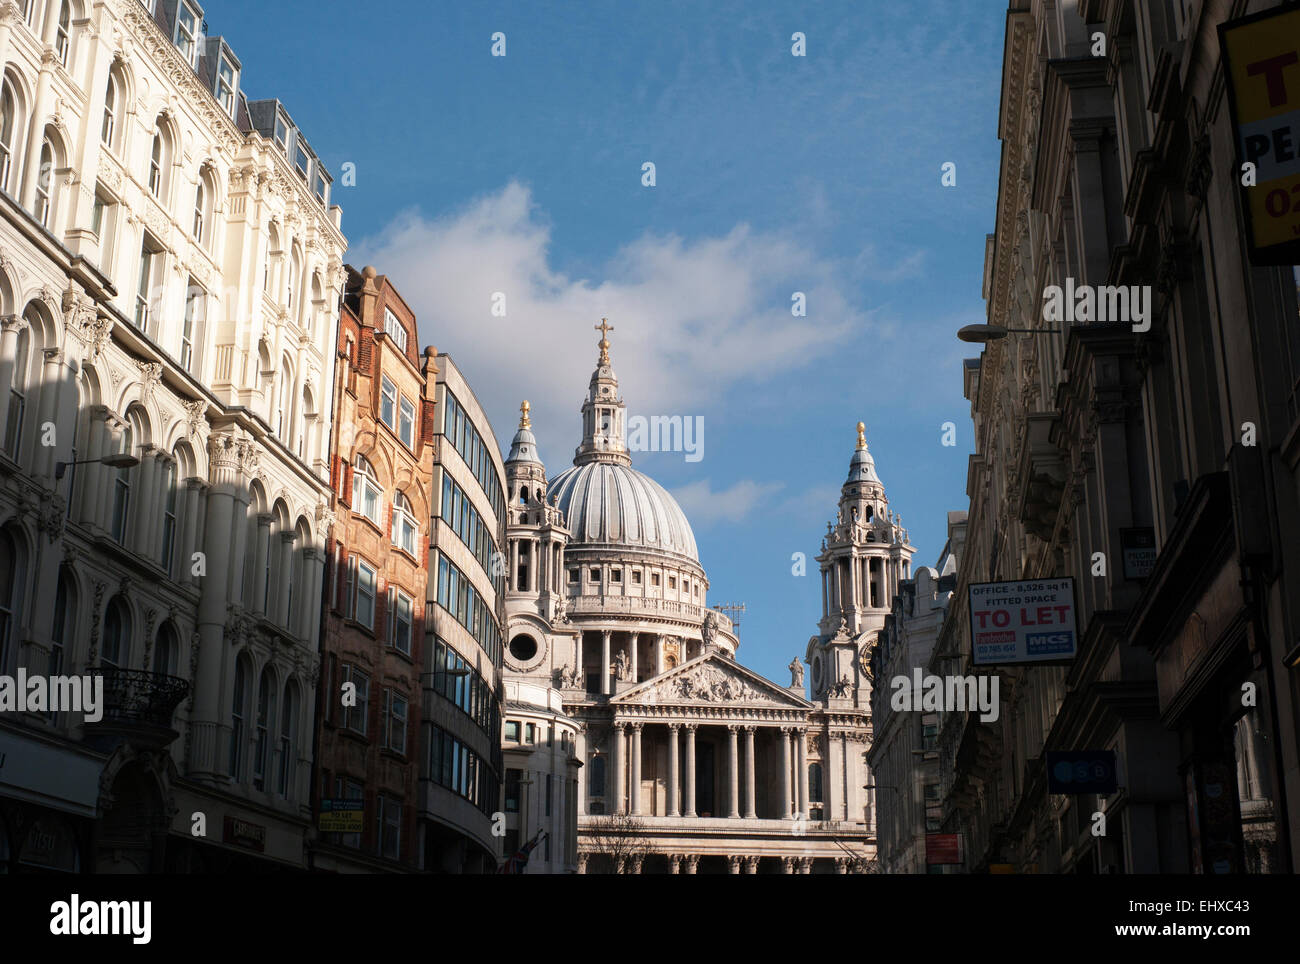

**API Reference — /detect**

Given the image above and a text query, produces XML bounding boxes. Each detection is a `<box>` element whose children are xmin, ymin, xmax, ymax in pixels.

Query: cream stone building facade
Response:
<box><xmin>499</xmin><ymin>325</ymin><xmax>910</xmax><ymax>873</ymax></box>
<box><xmin>0</xmin><ymin>0</ymin><xmax>344</xmax><ymax>872</ymax></box>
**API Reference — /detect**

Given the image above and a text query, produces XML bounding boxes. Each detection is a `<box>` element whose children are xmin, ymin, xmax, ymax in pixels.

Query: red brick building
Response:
<box><xmin>311</xmin><ymin>265</ymin><xmax>436</xmax><ymax>871</ymax></box>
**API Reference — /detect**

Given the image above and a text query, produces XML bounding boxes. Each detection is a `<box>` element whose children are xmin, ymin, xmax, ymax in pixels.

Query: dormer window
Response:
<box><xmin>384</xmin><ymin>308</ymin><xmax>407</xmax><ymax>353</ymax></box>
<box><xmin>273</xmin><ymin>116</ymin><xmax>288</xmax><ymax>152</ymax></box>
<box><xmin>175</xmin><ymin>3</ymin><xmax>199</xmax><ymax>67</ymax></box>
<box><xmin>293</xmin><ymin>142</ymin><xmax>310</xmax><ymax>180</ymax></box>
<box><xmin>216</xmin><ymin>56</ymin><xmax>236</xmax><ymax>116</ymax></box>
<box><xmin>314</xmin><ymin>170</ymin><xmax>328</xmax><ymax>205</ymax></box>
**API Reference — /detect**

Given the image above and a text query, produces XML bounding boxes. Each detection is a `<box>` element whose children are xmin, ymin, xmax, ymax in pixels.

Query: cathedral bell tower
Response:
<box><xmin>574</xmin><ymin>319</ymin><xmax>632</xmax><ymax>467</ymax></box>
<box><xmin>504</xmin><ymin>401</ymin><xmax>570</xmax><ymax>634</ymax></box>
<box><xmin>807</xmin><ymin>423</ymin><xmax>915</xmax><ymax>705</ymax></box>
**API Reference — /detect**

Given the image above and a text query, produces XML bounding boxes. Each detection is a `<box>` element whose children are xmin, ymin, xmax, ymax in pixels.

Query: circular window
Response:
<box><xmin>509</xmin><ymin>634</ymin><xmax>539</xmax><ymax>662</ymax></box>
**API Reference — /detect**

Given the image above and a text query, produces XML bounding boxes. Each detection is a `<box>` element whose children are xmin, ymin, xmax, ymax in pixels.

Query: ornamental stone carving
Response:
<box><xmin>642</xmin><ymin>663</ymin><xmax>773</xmax><ymax>704</ymax></box>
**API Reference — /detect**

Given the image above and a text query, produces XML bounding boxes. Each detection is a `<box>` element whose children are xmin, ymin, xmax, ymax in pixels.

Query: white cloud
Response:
<box><xmin>352</xmin><ymin>181</ymin><xmax>874</xmax><ymax>469</ymax></box>
<box><xmin>668</xmin><ymin>478</ymin><xmax>785</xmax><ymax>526</ymax></box>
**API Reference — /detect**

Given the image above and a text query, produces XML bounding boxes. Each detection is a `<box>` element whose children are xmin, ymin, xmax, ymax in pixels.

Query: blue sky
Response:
<box><xmin>212</xmin><ymin>0</ymin><xmax>1004</xmax><ymax>683</ymax></box>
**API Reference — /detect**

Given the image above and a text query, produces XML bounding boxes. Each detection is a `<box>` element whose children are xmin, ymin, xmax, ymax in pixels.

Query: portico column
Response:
<box><xmin>781</xmin><ymin>856</ymin><xmax>795</xmax><ymax>874</ymax></box>
<box><xmin>630</xmin><ymin>722</ymin><xmax>643</xmax><ymax>816</ymax></box>
<box><xmin>743</xmin><ymin>725</ymin><xmax>757</xmax><ymax>819</ymax></box>
<box><xmin>796</xmin><ymin>728</ymin><xmax>809</xmax><ymax>818</ymax></box>
<box><xmin>668</xmin><ymin>854</ymin><xmax>681</xmax><ymax>874</ymax></box>
<box><xmin>629</xmin><ymin>632</ymin><xmax>638</xmax><ymax>682</ymax></box>
<box><xmin>684</xmin><ymin>854</ymin><xmax>699</xmax><ymax>875</ymax></box>
<box><xmin>781</xmin><ymin>726</ymin><xmax>793</xmax><ymax>819</ymax></box>
<box><xmin>601</xmin><ymin>630</ymin><xmax>611</xmax><ymax>695</ymax></box>
<box><xmin>684</xmin><ymin>724</ymin><xmax>697</xmax><ymax>817</ymax></box>
<box><xmin>667</xmin><ymin>722</ymin><xmax>681</xmax><ymax>817</ymax></box>
<box><xmin>728</xmin><ymin>855</ymin><xmax>741</xmax><ymax>874</ymax></box>
<box><xmin>727</xmin><ymin>724</ymin><xmax>740</xmax><ymax>818</ymax></box>
<box><xmin>611</xmin><ymin>720</ymin><xmax>625</xmax><ymax>814</ymax></box>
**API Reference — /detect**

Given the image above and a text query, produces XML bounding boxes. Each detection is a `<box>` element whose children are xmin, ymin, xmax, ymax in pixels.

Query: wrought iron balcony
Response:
<box><xmin>90</xmin><ymin>668</ymin><xmax>189</xmax><ymax>737</ymax></box>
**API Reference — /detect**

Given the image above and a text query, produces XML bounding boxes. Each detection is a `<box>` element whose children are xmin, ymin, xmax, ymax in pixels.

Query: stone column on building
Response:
<box><xmin>728</xmin><ymin>855</ymin><xmax>741</xmax><ymax>874</ymax></box>
<box><xmin>684</xmin><ymin>854</ymin><xmax>699</xmax><ymax>875</ymax></box>
<box><xmin>630</xmin><ymin>722</ymin><xmax>643</xmax><ymax>816</ymax></box>
<box><xmin>34</xmin><ymin>347</ymin><xmax>63</xmax><ymax>479</ymax></box>
<box><xmin>509</xmin><ymin>538</ymin><xmax>519</xmax><ymax>592</ymax></box>
<box><xmin>684</xmin><ymin>723</ymin><xmax>697</xmax><ymax>817</ymax></box>
<box><xmin>798</xmin><ymin>856</ymin><xmax>813</xmax><ymax>874</ymax></box>
<box><xmin>136</xmin><ymin>445</ymin><xmax>160</xmax><ymax>558</ymax></box>
<box><xmin>575</xmin><ymin>631</ymin><xmax>585</xmax><ymax>686</ymax></box>
<box><xmin>181</xmin><ymin>479</ymin><xmax>205</xmax><ymax>586</ymax></box>
<box><xmin>96</xmin><ymin>414</ymin><xmax>123</xmax><ymax>534</ymax></box>
<box><xmin>629</xmin><ymin>632</ymin><xmax>638</xmax><ymax>681</ymax></box>
<box><xmin>576</xmin><ymin>853</ymin><xmax>588</xmax><ymax>874</ymax></box>
<box><xmin>743</xmin><ymin>856</ymin><xmax>759</xmax><ymax>874</ymax></box>
<box><xmin>601</xmin><ymin>630</ymin><xmax>611</xmax><ymax>695</ymax></box>
<box><xmin>781</xmin><ymin>726</ymin><xmax>793</xmax><ymax>819</ymax></box>
<box><xmin>655</xmin><ymin>633</ymin><xmax>665</xmax><ymax>676</ymax></box>
<box><xmin>611</xmin><ymin>720</ymin><xmax>625</xmax><ymax>815</ymax></box>
<box><xmin>190</xmin><ymin>434</ymin><xmax>241</xmax><ymax>779</ymax></box>
<box><xmin>826</xmin><ymin>727</ymin><xmax>840</xmax><ymax>823</ymax></box>
<box><xmin>668</xmin><ymin>854</ymin><xmax>682</xmax><ymax>874</ymax></box>
<box><xmin>796</xmin><ymin>728</ymin><xmax>809</xmax><ymax>818</ymax></box>
<box><xmin>78</xmin><ymin>406</ymin><xmax>106</xmax><ymax>526</ymax></box>
<box><xmin>834</xmin><ymin>857</ymin><xmax>849</xmax><ymax>874</ymax></box>
<box><xmin>743</xmin><ymin>725</ymin><xmax>757</xmax><ymax>819</ymax></box>
<box><xmin>276</xmin><ymin>531</ymin><xmax>295</xmax><ymax>626</ymax></box>
<box><xmin>0</xmin><ymin>313</ymin><xmax>28</xmax><ymax>452</ymax></box>
<box><xmin>667</xmin><ymin>722</ymin><xmax>681</xmax><ymax>817</ymax></box>
<box><xmin>252</xmin><ymin>514</ymin><xmax>272</xmax><ymax>612</ymax></box>
<box><xmin>628</xmin><ymin>855</ymin><xmax>643</xmax><ymax>874</ymax></box>
<box><xmin>840</xmin><ymin>732</ymin><xmax>851</xmax><ymax>821</ymax></box>
<box><xmin>781</xmin><ymin>856</ymin><xmax>796</xmax><ymax>874</ymax></box>
<box><xmin>727</xmin><ymin>724</ymin><xmax>740</xmax><ymax>818</ymax></box>
<box><xmin>299</xmin><ymin>549</ymin><xmax>322</xmax><ymax>640</ymax></box>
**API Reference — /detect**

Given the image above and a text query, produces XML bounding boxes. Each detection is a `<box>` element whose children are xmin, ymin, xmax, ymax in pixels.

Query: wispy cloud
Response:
<box><xmin>354</xmin><ymin>181</ymin><xmax>879</xmax><ymax>465</ymax></box>
<box><xmin>670</xmin><ymin>478</ymin><xmax>786</xmax><ymax>526</ymax></box>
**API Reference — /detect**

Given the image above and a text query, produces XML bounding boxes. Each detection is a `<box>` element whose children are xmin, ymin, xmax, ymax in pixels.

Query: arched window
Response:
<box><xmin>229</xmin><ymin>658</ymin><xmax>248</xmax><ymax>779</ymax></box>
<box><xmin>100</xmin><ymin>74</ymin><xmax>116</xmax><ymax>146</ymax></box>
<box><xmin>392</xmin><ymin>492</ymin><xmax>417</xmax><ymax>554</ymax></box>
<box><xmin>101</xmin><ymin>596</ymin><xmax>130</xmax><ymax>668</ymax></box>
<box><xmin>110</xmin><ymin>422</ymin><xmax>132</xmax><ymax>544</ymax></box>
<box><xmin>0</xmin><ymin>528</ymin><xmax>22</xmax><ymax>673</ymax></box>
<box><xmin>3</xmin><ymin>322</ymin><xmax>28</xmax><ymax>456</ymax></box>
<box><xmin>148</xmin><ymin>128</ymin><xmax>163</xmax><ymax>197</ymax></box>
<box><xmin>351</xmin><ymin>454</ymin><xmax>381</xmax><ymax>525</ymax></box>
<box><xmin>192</xmin><ymin>177</ymin><xmax>205</xmax><ymax>243</ymax></box>
<box><xmin>278</xmin><ymin>681</ymin><xmax>297</xmax><ymax>798</ymax></box>
<box><xmin>54</xmin><ymin>1</ymin><xmax>70</xmax><ymax>67</ymax></box>
<box><xmin>153</xmin><ymin>622</ymin><xmax>177</xmax><ymax>675</ymax></box>
<box><xmin>253</xmin><ymin>667</ymin><xmax>276</xmax><ymax>791</ymax></box>
<box><xmin>588</xmin><ymin>755</ymin><xmax>606</xmax><ymax>797</ymax></box>
<box><xmin>0</xmin><ymin>79</ymin><xmax>15</xmax><ymax>192</ymax></box>
<box><xmin>34</xmin><ymin>137</ymin><xmax>53</xmax><ymax>226</ymax></box>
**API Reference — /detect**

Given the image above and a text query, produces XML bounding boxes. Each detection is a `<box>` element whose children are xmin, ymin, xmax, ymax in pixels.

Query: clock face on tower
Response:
<box><xmin>859</xmin><ymin>645</ymin><xmax>872</xmax><ymax>680</ymax></box>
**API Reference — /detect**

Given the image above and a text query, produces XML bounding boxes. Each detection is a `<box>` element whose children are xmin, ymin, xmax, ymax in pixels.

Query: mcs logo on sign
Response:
<box><xmin>1025</xmin><ymin>631</ymin><xmax>1074</xmax><ymax>656</ymax></box>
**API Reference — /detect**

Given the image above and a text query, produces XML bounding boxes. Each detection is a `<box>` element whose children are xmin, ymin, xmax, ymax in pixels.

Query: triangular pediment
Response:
<box><xmin>612</xmin><ymin>653</ymin><xmax>811</xmax><ymax>708</ymax></box>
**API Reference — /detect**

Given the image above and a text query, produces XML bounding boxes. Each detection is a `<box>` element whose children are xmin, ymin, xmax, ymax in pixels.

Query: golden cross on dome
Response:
<box><xmin>856</xmin><ymin>421</ymin><xmax>867</xmax><ymax>450</ymax></box>
<box><xmin>520</xmin><ymin>400</ymin><xmax>531</xmax><ymax>429</ymax></box>
<box><xmin>595</xmin><ymin>318</ymin><xmax>614</xmax><ymax>364</ymax></box>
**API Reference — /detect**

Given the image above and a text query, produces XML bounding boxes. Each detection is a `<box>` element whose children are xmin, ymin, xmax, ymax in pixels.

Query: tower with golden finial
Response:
<box><xmin>574</xmin><ymin>318</ymin><xmax>630</xmax><ymax>466</ymax></box>
<box><xmin>806</xmin><ymin>420</ymin><xmax>914</xmax><ymax>705</ymax></box>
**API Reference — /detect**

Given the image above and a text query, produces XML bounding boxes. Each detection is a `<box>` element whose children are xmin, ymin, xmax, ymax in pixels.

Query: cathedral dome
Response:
<box><xmin>549</xmin><ymin>461</ymin><xmax>699</xmax><ymax>563</ymax></box>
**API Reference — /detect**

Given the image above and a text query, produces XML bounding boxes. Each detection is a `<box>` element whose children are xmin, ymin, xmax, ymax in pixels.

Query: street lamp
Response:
<box><xmin>957</xmin><ymin>323</ymin><xmax>1062</xmax><ymax>343</ymax></box>
<box><xmin>54</xmin><ymin>452</ymin><xmax>139</xmax><ymax>480</ymax></box>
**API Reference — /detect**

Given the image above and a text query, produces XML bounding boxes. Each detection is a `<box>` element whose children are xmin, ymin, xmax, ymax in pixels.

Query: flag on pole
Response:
<box><xmin>498</xmin><ymin>829</ymin><xmax>546</xmax><ymax>874</ymax></box>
